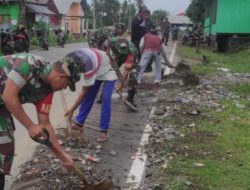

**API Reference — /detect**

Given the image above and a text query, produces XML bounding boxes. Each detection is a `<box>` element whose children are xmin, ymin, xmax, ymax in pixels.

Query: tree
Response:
<box><xmin>120</xmin><ymin>1</ymin><xmax>129</xmax><ymax>27</ymax></box>
<box><xmin>87</xmin><ymin>0</ymin><xmax>136</xmax><ymax>29</ymax></box>
<box><xmin>19</xmin><ymin>0</ymin><xmax>26</xmax><ymax>25</ymax></box>
<box><xmin>89</xmin><ymin>0</ymin><xmax>120</xmax><ymax>27</ymax></box>
<box><xmin>120</xmin><ymin>0</ymin><xmax>136</xmax><ymax>30</ymax></box>
<box><xmin>186</xmin><ymin>0</ymin><xmax>206</xmax><ymax>23</ymax></box>
<box><xmin>151</xmin><ymin>10</ymin><xmax>169</xmax><ymax>26</ymax></box>
<box><xmin>134</xmin><ymin>0</ymin><xmax>145</xmax><ymax>9</ymax></box>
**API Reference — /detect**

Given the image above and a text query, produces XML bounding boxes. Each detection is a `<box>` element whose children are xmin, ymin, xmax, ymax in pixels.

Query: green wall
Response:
<box><xmin>0</xmin><ymin>2</ymin><xmax>19</xmax><ymax>26</ymax></box>
<box><xmin>205</xmin><ymin>0</ymin><xmax>250</xmax><ymax>35</ymax></box>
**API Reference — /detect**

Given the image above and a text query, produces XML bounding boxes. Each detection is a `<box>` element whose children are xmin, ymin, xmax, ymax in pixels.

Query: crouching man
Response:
<box><xmin>0</xmin><ymin>53</ymin><xmax>78</xmax><ymax>189</ymax></box>
<box><xmin>62</xmin><ymin>48</ymin><xmax>117</xmax><ymax>142</ymax></box>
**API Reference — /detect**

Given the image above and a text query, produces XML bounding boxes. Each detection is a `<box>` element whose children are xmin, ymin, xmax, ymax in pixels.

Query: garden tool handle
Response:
<box><xmin>32</xmin><ymin>128</ymin><xmax>52</xmax><ymax>147</ymax></box>
<box><xmin>72</xmin><ymin>163</ymin><xmax>91</xmax><ymax>185</ymax></box>
<box><xmin>60</xmin><ymin>90</ymin><xmax>72</xmax><ymax>134</ymax></box>
<box><xmin>106</xmin><ymin>52</ymin><xmax>125</xmax><ymax>86</ymax></box>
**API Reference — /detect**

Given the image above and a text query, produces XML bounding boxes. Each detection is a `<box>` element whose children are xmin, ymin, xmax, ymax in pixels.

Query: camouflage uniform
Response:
<box><xmin>0</xmin><ymin>53</ymin><xmax>53</xmax><ymax>175</ymax></box>
<box><xmin>105</xmin><ymin>36</ymin><xmax>139</xmax><ymax>106</ymax></box>
<box><xmin>161</xmin><ymin>19</ymin><xmax>170</xmax><ymax>45</ymax></box>
<box><xmin>105</xmin><ymin>36</ymin><xmax>138</xmax><ymax>67</ymax></box>
<box><xmin>88</xmin><ymin>28</ymin><xmax>113</xmax><ymax>50</ymax></box>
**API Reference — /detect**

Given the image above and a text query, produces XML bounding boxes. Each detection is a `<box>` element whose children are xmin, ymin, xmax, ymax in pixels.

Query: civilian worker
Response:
<box><xmin>63</xmin><ymin>48</ymin><xmax>117</xmax><ymax>142</ymax></box>
<box><xmin>137</xmin><ymin>26</ymin><xmax>175</xmax><ymax>89</ymax></box>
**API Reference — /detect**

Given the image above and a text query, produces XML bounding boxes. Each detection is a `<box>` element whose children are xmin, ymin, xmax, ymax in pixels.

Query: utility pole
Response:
<box><xmin>100</xmin><ymin>0</ymin><xmax>103</xmax><ymax>27</ymax></box>
<box><xmin>19</xmin><ymin>0</ymin><xmax>26</xmax><ymax>25</ymax></box>
<box><xmin>128</xmin><ymin>0</ymin><xmax>132</xmax><ymax>33</ymax></box>
<box><xmin>80</xmin><ymin>16</ymin><xmax>83</xmax><ymax>37</ymax></box>
<box><xmin>93</xmin><ymin>0</ymin><xmax>96</xmax><ymax>30</ymax></box>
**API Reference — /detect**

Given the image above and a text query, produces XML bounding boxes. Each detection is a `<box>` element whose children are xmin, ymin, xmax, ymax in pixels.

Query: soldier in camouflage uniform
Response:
<box><xmin>161</xmin><ymin>17</ymin><xmax>170</xmax><ymax>45</ymax></box>
<box><xmin>88</xmin><ymin>28</ymin><xmax>113</xmax><ymax>49</ymax></box>
<box><xmin>0</xmin><ymin>53</ymin><xmax>79</xmax><ymax>189</ymax></box>
<box><xmin>103</xmin><ymin>23</ymin><xmax>139</xmax><ymax>108</ymax></box>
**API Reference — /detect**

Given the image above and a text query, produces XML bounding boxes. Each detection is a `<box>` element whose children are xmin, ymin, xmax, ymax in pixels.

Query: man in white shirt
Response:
<box><xmin>63</xmin><ymin>48</ymin><xmax>117</xmax><ymax>142</ymax></box>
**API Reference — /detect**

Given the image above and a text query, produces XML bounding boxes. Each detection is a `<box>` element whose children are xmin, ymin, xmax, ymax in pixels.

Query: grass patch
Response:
<box><xmin>177</xmin><ymin>46</ymin><xmax>250</xmax><ymax>74</ymax></box>
<box><xmin>223</xmin><ymin>82</ymin><xmax>250</xmax><ymax>96</ymax></box>
<box><xmin>152</xmin><ymin>46</ymin><xmax>250</xmax><ymax>189</ymax></box>
<box><xmin>155</xmin><ymin>98</ymin><xmax>250</xmax><ymax>190</ymax></box>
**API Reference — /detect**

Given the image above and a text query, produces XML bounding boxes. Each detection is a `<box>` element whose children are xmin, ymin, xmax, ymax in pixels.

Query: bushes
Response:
<box><xmin>30</xmin><ymin>21</ymin><xmax>86</xmax><ymax>47</ymax></box>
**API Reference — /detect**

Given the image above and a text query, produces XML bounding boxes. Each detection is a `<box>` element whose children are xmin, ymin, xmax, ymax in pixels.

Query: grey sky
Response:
<box><xmin>87</xmin><ymin>0</ymin><xmax>191</xmax><ymax>15</ymax></box>
<box><xmin>142</xmin><ymin>0</ymin><xmax>191</xmax><ymax>15</ymax></box>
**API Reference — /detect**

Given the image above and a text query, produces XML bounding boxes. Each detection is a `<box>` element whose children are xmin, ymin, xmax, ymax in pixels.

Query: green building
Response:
<box><xmin>204</xmin><ymin>0</ymin><xmax>250</xmax><ymax>51</ymax></box>
<box><xmin>0</xmin><ymin>0</ymin><xmax>20</xmax><ymax>30</ymax></box>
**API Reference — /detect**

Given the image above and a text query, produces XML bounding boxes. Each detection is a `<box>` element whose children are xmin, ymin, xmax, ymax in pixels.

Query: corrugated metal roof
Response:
<box><xmin>168</xmin><ymin>15</ymin><xmax>192</xmax><ymax>24</ymax></box>
<box><xmin>38</xmin><ymin>0</ymin><xmax>49</xmax><ymax>4</ymax></box>
<box><xmin>53</xmin><ymin>0</ymin><xmax>81</xmax><ymax>15</ymax></box>
<box><xmin>26</xmin><ymin>3</ymin><xmax>55</xmax><ymax>15</ymax></box>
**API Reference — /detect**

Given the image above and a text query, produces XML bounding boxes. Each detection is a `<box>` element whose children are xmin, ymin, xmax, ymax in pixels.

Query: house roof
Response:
<box><xmin>177</xmin><ymin>12</ymin><xmax>185</xmax><ymax>16</ymax></box>
<box><xmin>38</xmin><ymin>0</ymin><xmax>49</xmax><ymax>4</ymax></box>
<box><xmin>53</xmin><ymin>0</ymin><xmax>81</xmax><ymax>15</ymax></box>
<box><xmin>169</xmin><ymin>15</ymin><xmax>192</xmax><ymax>24</ymax></box>
<box><xmin>26</xmin><ymin>3</ymin><xmax>55</xmax><ymax>15</ymax></box>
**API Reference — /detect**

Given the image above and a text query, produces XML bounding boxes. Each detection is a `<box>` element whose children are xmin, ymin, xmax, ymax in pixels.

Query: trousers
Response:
<box><xmin>75</xmin><ymin>80</ymin><xmax>116</xmax><ymax>132</ymax></box>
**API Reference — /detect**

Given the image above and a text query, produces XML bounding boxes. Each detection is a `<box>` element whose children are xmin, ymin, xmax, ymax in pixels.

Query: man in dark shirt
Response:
<box><xmin>131</xmin><ymin>7</ymin><xmax>150</xmax><ymax>59</ymax></box>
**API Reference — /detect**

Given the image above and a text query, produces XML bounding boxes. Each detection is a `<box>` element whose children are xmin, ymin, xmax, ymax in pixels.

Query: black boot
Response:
<box><xmin>0</xmin><ymin>175</ymin><xmax>5</xmax><ymax>190</ymax></box>
<box><xmin>145</xmin><ymin>57</ymin><xmax>154</xmax><ymax>73</ymax></box>
<box><xmin>125</xmin><ymin>88</ymin><xmax>138</xmax><ymax>111</ymax></box>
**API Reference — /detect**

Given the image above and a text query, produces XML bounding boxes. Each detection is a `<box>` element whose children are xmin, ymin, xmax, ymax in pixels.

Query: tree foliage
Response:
<box><xmin>134</xmin><ymin>0</ymin><xmax>145</xmax><ymax>9</ymax></box>
<box><xmin>87</xmin><ymin>0</ymin><xmax>137</xmax><ymax>29</ymax></box>
<box><xmin>186</xmin><ymin>0</ymin><xmax>206</xmax><ymax>23</ymax></box>
<box><xmin>151</xmin><ymin>10</ymin><xmax>169</xmax><ymax>26</ymax></box>
<box><xmin>120</xmin><ymin>1</ymin><xmax>136</xmax><ymax>29</ymax></box>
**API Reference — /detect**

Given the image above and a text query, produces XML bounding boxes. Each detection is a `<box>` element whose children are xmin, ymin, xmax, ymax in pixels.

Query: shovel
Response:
<box><xmin>32</xmin><ymin>129</ymin><xmax>114</xmax><ymax>190</ymax></box>
<box><xmin>106</xmin><ymin>52</ymin><xmax>138</xmax><ymax>112</ymax></box>
<box><xmin>59</xmin><ymin>90</ymin><xmax>83</xmax><ymax>140</ymax></box>
<box><xmin>164</xmin><ymin>66</ymin><xmax>175</xmax><ymax>76</ymax></box>
<box><xmin>115</xmin><ymin>86</ymin><xmax>138</xmax><ymax>112</ymax></box>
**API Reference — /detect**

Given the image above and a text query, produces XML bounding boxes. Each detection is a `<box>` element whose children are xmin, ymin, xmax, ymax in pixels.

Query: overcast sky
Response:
<box><xmin>86</xmin><ymin>0</ymin><xmax>191</xmax><ymax>15</ymax></box>
<box><xmin>142</xmin><ymin>0</ymin><xmax>191</xmax><ymax>15</ymax></box>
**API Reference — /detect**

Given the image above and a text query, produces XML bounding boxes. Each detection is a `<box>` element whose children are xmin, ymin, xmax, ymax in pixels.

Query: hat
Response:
<box><xmin>147</xmin><ymin>23</ymin><xmax>157</xmax><ymax>34</ymax></box>
<box><xmin>61</xmin><ymin>54</ymin><xmax>81</xmax><ymax>91</ymax></box>
<box><xmin>18</xmin><ymin>24</ymin><xmax>25</xmax><ymax>30</ymax></box>
<box><xmin>115</xmin><ymin>22</ymin><xmax>125</xmax><ymax>30</ymax></box>
<box><xmin>62</xmin><ymin>50</ymin><xmax>100</xmax><ymax>90</ymax></box>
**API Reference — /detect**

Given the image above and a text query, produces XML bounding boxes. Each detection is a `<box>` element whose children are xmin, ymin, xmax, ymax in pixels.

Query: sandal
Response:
<box><xmin>97</xmin><ymin>133</ymin><xmax>109</xmax><ymax>142</ymax></box>
<box><xmin>71</xmin><ymin>122</ymin><xmax>84</xmax><ymax>131</ymax></box>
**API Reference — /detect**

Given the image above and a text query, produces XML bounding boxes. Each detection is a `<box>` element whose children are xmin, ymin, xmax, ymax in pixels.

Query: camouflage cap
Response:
<box><xmin>115</xmin><ymin>22</ymin><xmax>126</xmax><ymax>30</ymax></box>
<box><xmin>61</xmin><ymin>53</ymin><xmax>81</xmax><ymax>91</ymax></box>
